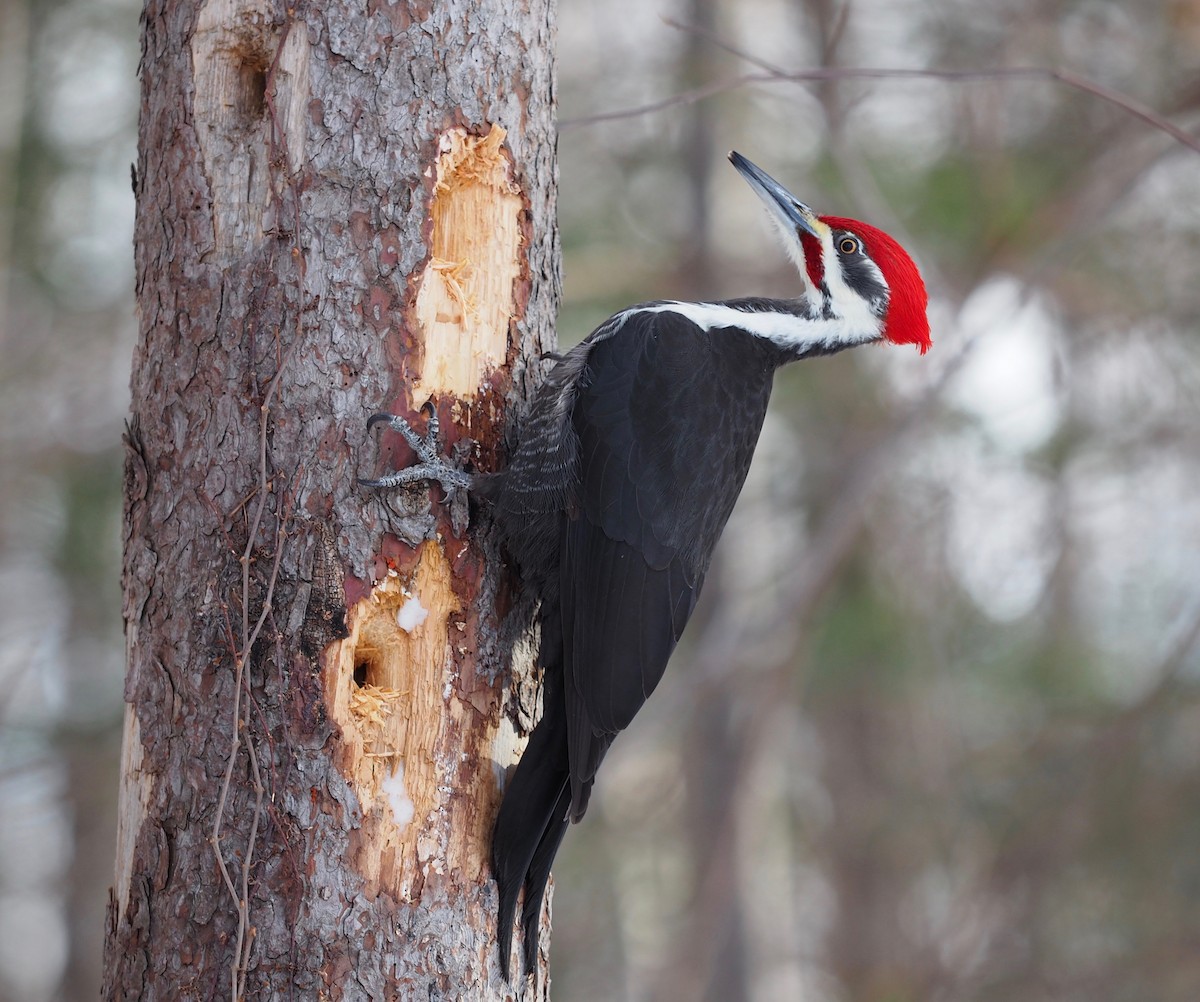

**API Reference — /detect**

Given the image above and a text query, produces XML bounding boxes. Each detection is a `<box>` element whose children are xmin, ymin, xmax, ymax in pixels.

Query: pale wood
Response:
<box><xmin>414</xmin><ymin>126</ymin><xmax>525</xmax><ymax>400</ymax></box>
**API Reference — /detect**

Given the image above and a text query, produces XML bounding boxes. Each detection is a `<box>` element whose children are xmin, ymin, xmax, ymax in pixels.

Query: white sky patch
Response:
<box><xmin>381</xmin><ymin>763</ymin><xmax>415</xmax><ymax>830</ymax></box>
<box><xmin>1121</xmin><ymin>155</ymin><xmax>1200</xmax><ymax>233</ymax></box>
<box><xmin>949</xmin><ymin>278</ymin><xmax>1063</xmax><ymax>453</ymax></box>
<box><xmin>946</xmin><ymin>443</ymin><xmax>1058</xmax><ymax>623</ymax></box>
<box><xmin>0</xmin><ymin>891</ymin><xmax>68</xmax><ymax>1000</ymax></box>
<box><xmin>396</xmin><ymin>594</ymin><xmax>428</xmax><ymax>633</ymax></box>
<box><xmin>1068</xmin><ymin>447</ymin><xmax>1200</xmax><ymax>702</ymax></box>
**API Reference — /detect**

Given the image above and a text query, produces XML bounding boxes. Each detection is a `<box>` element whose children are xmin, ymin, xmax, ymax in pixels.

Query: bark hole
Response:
<box><xmin>235</xmin><ymin>56</ymin><xmax>268</xmax><ymax>124</ymax></box>
<box><xmin>190</xmin><ymin>0</ymin><xmax>310</xmax><ymax>257</ymax></box>
<box><xmin>353</xmin><ymin>660</ymin><xmax>371</xmax><ymax>688</ymax></box>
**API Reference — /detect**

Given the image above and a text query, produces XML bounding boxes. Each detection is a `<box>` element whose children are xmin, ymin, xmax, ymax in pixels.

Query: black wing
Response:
<box><xmin>560</xmin><ymin>308</ymin><xmax>780</xmax><ymax>816</ymax></box>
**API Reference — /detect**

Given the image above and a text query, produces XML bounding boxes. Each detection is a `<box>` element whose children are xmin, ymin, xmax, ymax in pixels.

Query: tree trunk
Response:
<box><xmin>103</xmin><ymin>0</ymin><xmax>559</xmax><ymax>998</ymax></box>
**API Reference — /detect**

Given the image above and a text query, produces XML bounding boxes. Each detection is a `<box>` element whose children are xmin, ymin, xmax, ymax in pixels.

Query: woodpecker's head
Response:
<box><xmin>729</xmin><ymin>151</ymin><xmax>931</xmax><ymax>354</ymax></box>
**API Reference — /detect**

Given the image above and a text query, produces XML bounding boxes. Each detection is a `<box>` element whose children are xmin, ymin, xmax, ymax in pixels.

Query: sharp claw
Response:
<box><xmin>365</xmin><ymin>410</ymin><xmax>428</xmax><ymax>454</ymax></box>
<box><xmin>360</xmin><ymin>403</ymin><xmax>473</xmax><ymax>504</ymax></box>
<box><xmin>366</xmin><ymin>412</ymin><xmax>395</xmax><ymax>432</ymax></box>
<box><xmin>424</xmin><ymin>405</ymin><xmax>440</xmax><ymax>445</ymax></box>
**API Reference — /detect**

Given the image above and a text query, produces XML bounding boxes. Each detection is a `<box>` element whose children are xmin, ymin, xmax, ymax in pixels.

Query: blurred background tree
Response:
<box><xmin>2</xmin><ymin>0</ymin><xmax>1199</xmax><ymax>999</ymax></box>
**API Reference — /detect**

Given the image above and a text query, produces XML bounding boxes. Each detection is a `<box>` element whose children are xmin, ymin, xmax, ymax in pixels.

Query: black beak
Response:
<box><xmin>728</xmin><ymin>151</ymin><xmax>821</xmax><ymax>238</ymax></box>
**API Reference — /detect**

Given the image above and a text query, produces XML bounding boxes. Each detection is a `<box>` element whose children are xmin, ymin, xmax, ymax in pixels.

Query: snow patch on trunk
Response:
<box><xmin>382</xmin><ymin>763</ymin><xmax>416</xmax><ymax>830</ymax></box>
<box><xmin>396</xmin><ymin>595</ymin><xmax>428</xmax><ymax>632</ymax></box>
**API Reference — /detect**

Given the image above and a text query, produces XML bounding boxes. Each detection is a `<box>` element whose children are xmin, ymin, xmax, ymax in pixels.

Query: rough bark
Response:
<box><xmin>103</xmin><ymin>1</ymin><xmax>559</xmax><ymax>999</ymax></box>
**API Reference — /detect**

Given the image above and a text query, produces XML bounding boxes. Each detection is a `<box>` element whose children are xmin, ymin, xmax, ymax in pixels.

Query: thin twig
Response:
<box><xmin>563</xmin><ymin>62</ymin><xmax>1200</xmax><ymax>157</ymax></box>
<box><xmin>213</xmin><ymin>359</ymin><xmax>295</xmax><ymax>995</ymax></box>
<box><xmin>210</xmin><ymin>12</ymin><xmax>308</xmax><ymax>998</ymax></box>
<box><xmin>236</xmin><ymin>682</ymin><xmax>266</xmax><ymax>1000</ymax></box>
<box><xmin>211</xmin><ymin>602</ymin><xmax>245</xmax><ymax>912</ymax></box>
<box><xmin>662</xmin><ymin>14</ymin><xmax>786</xmax><ymax>75</ymax></box>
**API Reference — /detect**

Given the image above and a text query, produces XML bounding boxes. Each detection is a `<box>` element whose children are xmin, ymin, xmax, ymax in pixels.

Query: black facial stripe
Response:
<box><xmin>814</xmin><ymin>279</ymin><xmax>834</xmax><ymax>318</ymax></box>
<box><xmin>835</xmin><ymin>231</ymin><xmax>889</xmax><ymax>316</ymax></box>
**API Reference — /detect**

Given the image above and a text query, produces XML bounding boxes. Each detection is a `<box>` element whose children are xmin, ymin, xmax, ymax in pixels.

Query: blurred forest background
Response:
<box><xmin>3</xmin><ymin>0</ymin><xmax>1200</xmax><ymax>999</ymax></box>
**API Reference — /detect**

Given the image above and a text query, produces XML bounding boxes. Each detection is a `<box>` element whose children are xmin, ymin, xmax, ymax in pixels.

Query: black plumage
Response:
<box><xmin>483</xmin><ymin>305</ymin><xmax>808</xmax><ymax>978</ymax></box>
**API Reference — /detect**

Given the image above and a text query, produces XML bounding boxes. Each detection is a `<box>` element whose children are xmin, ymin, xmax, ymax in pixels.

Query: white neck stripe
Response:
<box><xmin>617</xmin><ymin>301</ymin><xmax>882</xmax><ymax>353</ymax></box>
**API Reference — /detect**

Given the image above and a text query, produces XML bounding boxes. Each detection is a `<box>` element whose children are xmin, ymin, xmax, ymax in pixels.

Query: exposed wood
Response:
<box><xmin>325</xmin><ymin>542</ymin><xmax>506</xmax><ymax>902</ymax></box>
<box><xmin>112</xmin><ymin>708</ymin><xmax>154</xmax><ymax>921</ymax></box>
<box><xmin>413</xmin><ymin>125</ymin><xmax>525</xmax><ymax>400</ymax></box>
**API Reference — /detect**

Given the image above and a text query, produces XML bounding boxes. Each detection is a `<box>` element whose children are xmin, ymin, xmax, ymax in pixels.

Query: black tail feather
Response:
<box><xmin>519</xmin><ymin>786</ymin><xmax>572</xmax><ymax>974</ymax></box>
<box><xmin>492</xmin><ymin>683</ymin><xmax>571</xmax><ymax>981</ymax></box>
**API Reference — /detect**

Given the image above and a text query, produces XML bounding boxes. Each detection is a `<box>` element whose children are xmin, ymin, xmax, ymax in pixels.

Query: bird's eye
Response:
<box><xmin>839</xmin><ymin>237</ymin><xmax>860</xmax><ymax>255</ymax></box>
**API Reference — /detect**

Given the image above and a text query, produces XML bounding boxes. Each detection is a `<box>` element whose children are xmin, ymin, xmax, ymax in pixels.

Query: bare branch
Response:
<box><xmin>563</xmin><ymin>53</ymin><xmax>1200</xmax><ymax>157</ymax></box>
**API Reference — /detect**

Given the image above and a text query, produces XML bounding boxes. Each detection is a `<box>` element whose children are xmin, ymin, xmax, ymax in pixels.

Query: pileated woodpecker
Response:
<box><xmin>361</xmin><ymin>152</ymin><xmax>931</xmax><ymax>979</ymax></box>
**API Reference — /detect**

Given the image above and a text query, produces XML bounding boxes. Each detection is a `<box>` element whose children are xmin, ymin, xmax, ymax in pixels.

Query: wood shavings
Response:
<box><xmin>432</xmin><ymin>124</ymin><xmax>520</xmax><ymax>196</ymax></box>
<box><xmin>428</xmin><ymin>257</ymin><xmax>477</xmax><ymax>322</ymax></box>
<box><xmin>350</xmin><ymin>683</ymin><xmax>404</xmax><ymax>728</ymax></box>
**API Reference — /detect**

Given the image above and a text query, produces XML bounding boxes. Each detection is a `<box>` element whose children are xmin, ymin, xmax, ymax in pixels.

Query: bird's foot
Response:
<box><xmin>359</xmin><ymin>403</ymin><xmax>473</xmax><ymax>532</ymax></box>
